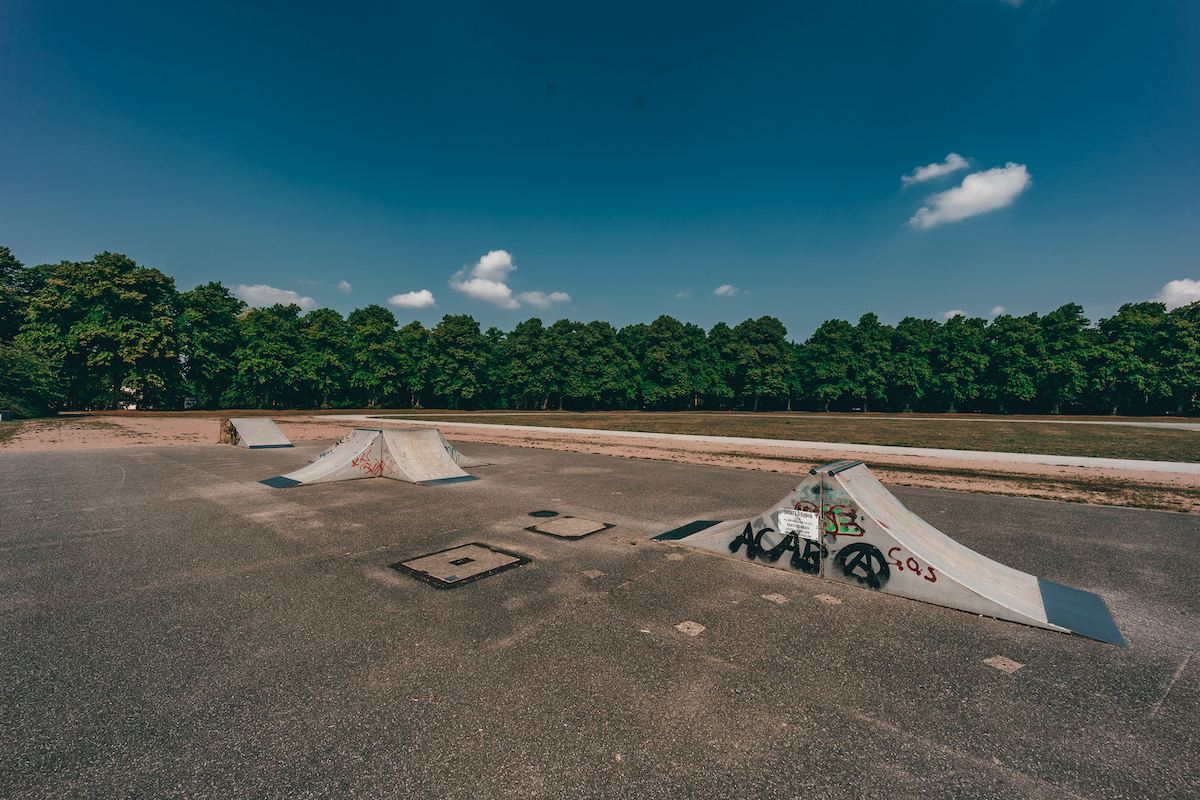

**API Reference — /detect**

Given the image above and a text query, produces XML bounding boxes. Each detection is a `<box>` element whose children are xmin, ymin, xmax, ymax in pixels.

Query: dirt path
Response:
<box><xmin>2</xmin><ymin>413</ymin><xmax>1196</xmax><ymax>512</ymax></box>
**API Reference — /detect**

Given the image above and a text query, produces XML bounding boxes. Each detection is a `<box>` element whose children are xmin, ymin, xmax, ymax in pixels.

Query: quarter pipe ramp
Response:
<box><xmin>220</xmin><ymin>418</ymin><xmax>293</xmax><ymax>449</ymax></box>
<box><xmin>262</xmin><ymin>428</ymin><xmax>484</xmax><ymax>488</ymax></box>
<box><xmin>655</xmin><ymin>459</ymin><xmax>1126</xmax><ymax>646</ymax></box>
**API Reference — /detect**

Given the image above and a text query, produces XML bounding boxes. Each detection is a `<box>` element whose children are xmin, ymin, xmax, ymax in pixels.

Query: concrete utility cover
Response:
<box><xmin>392</xmin><ymin>544</ymin><xmax>527</xmax><ymax>589</ymax></box>
<box><xmin>528</xmin><ymin>516</ymin><xmax>611</xmax><ymax>539</ymax></box>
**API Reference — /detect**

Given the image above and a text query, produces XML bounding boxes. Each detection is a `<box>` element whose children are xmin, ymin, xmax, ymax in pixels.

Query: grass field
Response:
<box><xmin>379</xmin><ymin>411</ymin><xmax>1200</xmax><ymax>463</ymax></box>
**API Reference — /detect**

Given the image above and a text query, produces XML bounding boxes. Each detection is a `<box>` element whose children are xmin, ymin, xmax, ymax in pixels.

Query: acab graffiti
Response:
<box><xmin>728</xmin><ymin>523</ymin><xmax>824</xmax><ymax>575</ymax></box>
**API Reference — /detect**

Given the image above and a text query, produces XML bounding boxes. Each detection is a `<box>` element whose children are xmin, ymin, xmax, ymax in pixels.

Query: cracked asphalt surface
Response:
<box><xmin>1</xmin><ymin>440</ymin><xmax>1196</xmax><ymax>799</ymax></box>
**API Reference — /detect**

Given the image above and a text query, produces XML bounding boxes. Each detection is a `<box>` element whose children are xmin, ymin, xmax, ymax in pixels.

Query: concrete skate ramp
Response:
<box><xmin>262</xmin><ymin>428</ymin><xmax>481</xmax><ymax>488</ymax></box>
<box><xmin>220</xmin><ymin>418</ymin><xmax>292</xmax><ymax>449</ymax></box>
<box><xmin>311</xmin><ymin>427</ymin><xmax>489</xmax><ymax>469</ymax></box>
<box><xmin>655</xmin><ymin>460</ymin><xmax>1126</xmax><ymax>646</ymax></box>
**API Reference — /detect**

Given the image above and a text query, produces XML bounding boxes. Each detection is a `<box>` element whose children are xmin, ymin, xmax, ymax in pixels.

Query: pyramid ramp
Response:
<box><xmin>311</xmin><ymin>427</ymin><xmax>489</xmax><ymax>469</ymax></box>
<box><xmin>220</xmin><ymin>418</ymin><xmax>293</xmax><ymax>448</ymax></box>
<box><xmin>655</xmin><ymin>460</ymin><xmax>1126</xmax><ymax>646</ymax></box>
<box><xmin>263</xmin><ymin>428</ymin><xmax>481</xmax><ymax>488</ymax></box>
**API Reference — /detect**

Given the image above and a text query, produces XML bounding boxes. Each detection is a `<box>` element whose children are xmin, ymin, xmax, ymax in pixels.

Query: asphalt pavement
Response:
<box><xmin>1</xmin><ymin>440</ymin><xmax>1196</xmax><ymax>799</ymax></box>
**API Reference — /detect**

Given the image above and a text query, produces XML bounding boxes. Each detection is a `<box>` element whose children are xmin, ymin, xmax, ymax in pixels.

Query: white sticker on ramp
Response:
<box><xmin>778</xmin><ymin>508</ymin><xmax>821</xmax><ymax>541</ymax></box>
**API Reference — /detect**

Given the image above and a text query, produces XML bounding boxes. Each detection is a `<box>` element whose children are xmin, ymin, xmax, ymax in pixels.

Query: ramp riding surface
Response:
<box><xmin>263</xmin><ymin>427</ymin><xmax>482</xmax><ymax>487</ymax></box>
<box><xmin>220</xmin><ymin>417</ymin><xmax>293</xmax><ymax>448</ymax></box>
<box><xmin>1</xmin><ymin>440</ymin><xmax>1194</xmax><ymax>798</ymax></box>
<box><xmin>656</xmin><ymin>459</ymin><xmax>1126</xmax><ymax>645</ymax></box>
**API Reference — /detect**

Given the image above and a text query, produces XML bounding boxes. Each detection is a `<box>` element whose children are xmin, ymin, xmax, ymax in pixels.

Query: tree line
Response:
<box><xmin>1</xmin><ymin>247</ymin><xmax>1197</xmax><ymax>417</ymax></box>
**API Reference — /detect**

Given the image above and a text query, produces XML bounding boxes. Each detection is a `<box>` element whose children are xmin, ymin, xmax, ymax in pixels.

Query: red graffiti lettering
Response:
<box><xmin>886</xmin><ymin>547</ymin><xmax>937</xmax><ymax>583</ymax></box>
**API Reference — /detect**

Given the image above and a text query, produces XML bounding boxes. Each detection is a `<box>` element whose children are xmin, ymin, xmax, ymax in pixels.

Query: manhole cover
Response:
<box><xmin>527</xmin><ymin>516</ymin><xmax>613</xmax><ymax>539</ymax></box>
<box><xmin>391</xmin><ymin>543</ymin><xmax>529</xmax><ymax>589</ymax></box>
<box><xmin>528</xmin><ymin>510</ymin><xmax>559</xmax><ymax>518</ymax></box>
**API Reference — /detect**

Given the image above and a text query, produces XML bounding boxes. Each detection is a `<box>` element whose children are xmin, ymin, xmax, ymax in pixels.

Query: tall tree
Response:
<box><xmin>179</xmin><ymin>282</ymin><xmax>245</xmax><ymax>408</ymax></box>
<box><xmin>503</xmin><ymin>318</ymin><xmax>550</xmax><ymax>409</ymax></box>
<box><xmin>887</xmin><ymin>317</ymin><xmax>937</xmax><ymax>412</ymax></box>
<box><xmin>1089</xmin><ymin>302</ymin><xmax>1173</xmax><ymax>414</ymax></box>
<box><xmin>22</xmin><ymin>252</ymin><xmax>179</xmax><ymax>409</ymax></box>
<box><xmin>430</xmin><ymin>314</ymin><xmax>489</xmax><ymax>409</ymax></box>
<box><xmin>232</xmin><ymin>304</ymin><xmax>305</xmax><ymax>407</ymax></box>
<box><xmin>929</xmin><ymin>315</ymin><xmax>989</xmax><ymax>412</ymax></box>
<box><xmin>1038</xmin><ymin>303</ymin><xmax>1092</xmax><ymax>414</ymax></box>
<box><xmin>983</xmin><ymin>313</ymin><xmax>1044</xmax><ymax>413</ymax></box>
<box><xmin>396</xmin><ymin>320</ymin><xmax>432</xmax><ymax>408</ymax></box>
<box><xmin>849</xmin><ymin>313</ymin><xmax>892</xmax><ymax>412</ymax></box>
<box><xmin>346</xmin><ymin>305</ymin><xmax>402</xmax><ymax>407</ymax></box>
<box><xmin>796</xmin><ymin>319</ymin><xmax>856</xmax><ymax>411</ymax></box>
<box><xmin>299</xmin><ymin>308</ymin><xmax>351</xmax><ymax>407</ymax></box>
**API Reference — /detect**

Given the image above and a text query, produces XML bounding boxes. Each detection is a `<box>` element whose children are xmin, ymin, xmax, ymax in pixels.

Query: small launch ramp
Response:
<box><xmin>220</xmin><ymin>418</ymin><xmax>292</xmax><ymax>449</ymax></box>
<box><xmin>262</xmin><ymin>428</ymin><xmax>483</xmax><ymax>488</ymax></box>
<box><xmin>655</xmin><ymin>460</ymin><xmax>1126</xmax><ymax>646</ymax></box>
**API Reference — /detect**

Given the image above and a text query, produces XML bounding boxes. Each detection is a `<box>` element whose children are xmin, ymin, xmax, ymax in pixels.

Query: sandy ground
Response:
<box><xmin>3</xmin><ymin>413</ymin><xmax>1197</xmax><ymax>512</ymax></box>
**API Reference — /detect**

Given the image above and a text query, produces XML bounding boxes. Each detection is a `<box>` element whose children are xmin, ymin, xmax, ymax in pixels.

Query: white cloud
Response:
<box><xmin>388</xmin><ymin>289</ymin><xmax>436</xmax><ymax>309</ymax></box>
<box><xmin>909</xmin><ymin>162</ymin><xmax>1031</xmax><ymax>229</ymax></box>
<box><xmin>1154</xmin><ymin>279</ymin><xmax>1200</xmax><ymax>310</ymax></box>
<box><xmin>902</xmin><ymin>153</ymin><xmax>970</xmax><ymax>186</ymax></box>
<box><xmin>940</xmin><ymin>310</ymin><xmax>965</xmax><ymax>320</ymax></box>
<box><xmin>449</xmin><ymin>249</ymin><xmax>569</xmax><ymax>310</ymax></box>
<box><xmin>989</xmin><ymin>306</ymin><xmax>1006</xmax><ymax>317</ymax></box>
<box><xmin>713</xmin><ymin>284</ymin><xmax>739</xmax><ymax>297</ymax></box>
<box><xmin>517</xmin><ymin>291</ymin><xmax>571</xmax><ymax>309</ymax></box>
<box><xmin>338</xmin><ymin>280</ymin><xmax>352</xmax><ymax>293</ymax></box>
<box><xmin>675</xmin><ymin>290</ymin><xmax>691</xmax><ymax>299</ymax></box>
<box><xmin>234</xmin><ymin>283</ymin><xmax>317</xmax><ymax>311</ymax></box>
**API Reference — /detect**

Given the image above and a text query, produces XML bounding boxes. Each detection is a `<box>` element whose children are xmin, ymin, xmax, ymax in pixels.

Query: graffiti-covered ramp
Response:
<box><xmin>261</xmin><ymin>428</ymin><xmax>483</xmax><ymax>488</ymax></box>
<box><xmin>221</xmin><ymin>417</ymin><xmax>293</xmax><ymax>448</ymax></box>
<box><xmin>656</xmin><ymin>460</ymin><xmax>1126</xmax><ymax>646</ymax></box>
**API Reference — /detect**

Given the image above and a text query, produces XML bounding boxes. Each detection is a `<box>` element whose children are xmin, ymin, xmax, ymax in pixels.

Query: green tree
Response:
<box><xmin>576</xmin><ymin>320</ymin><xmax>634</xmax><ymax>409</ymax></box>
<box><xmin>929</xmin><ymin>315</ymin><xmax>989</xmax><ymax>412</ymax></box>
<box><xmin>430</xmin><ymin>314</ymin><xmax>489</xmax><ymax>409</ymax></box>
<box><xmin>396</xmin><ymin>320</ymin><xmax>432</xmax><ymax>407</ymax></box>
<box><xmin>299</xmin><ymin>308</ymin><xmax>352</xmax><ymax>407</ymax></box>
<box><xmin>983</xmin><ymin>313</ymin><xmax>1044</xmax><ymax>413</ymax></box>
<box><xmin>849</xmin><ymin>313</ymin><xmax>892</xmax><ymax>412</ymax></box>
<box><xmin>346</xmin><ymin>305</ymin><xmax>402</xmax><ymax>407</ymax></box>
<box><xmin>1089</xmin><ymin>303</ymin><xmax>1173</xmax><ymax>415</ymax></box>
<box><xmin>1035</xmin><ymin>303</ymin><xmax>1093</xmax><ymax>413</ymax></box>
<box><xmin>705</xmin><ymin>322</ymin><xmax>738</xmax><ymax>409</ymax></box>
<box><xmin>22</xmin><ymin>252</ymin><xmax>180</xmax><ymax>409</ymax></box>
<box><xmin>887</xmin><ymin>317</ymin><xmax>937</xmax><ymax>412</ymax></box>
<box><xmin>232</xmin><ymin>304</ymin><xmax>305</xmax><ymax>407</ymax></box>
<box><xmin>503</xmin><ymin>318</ymin><xmax>550</xmax><ymax>409</ymax></box>
<box><xmin>797</xmin><ymin>319</ymin><xmax>856</xmax><ymax>411</ymax></box>
<box><xmin>179</xmin><ymin>282</ymin><xmax>245</xmax><ymax>408</ymax></box>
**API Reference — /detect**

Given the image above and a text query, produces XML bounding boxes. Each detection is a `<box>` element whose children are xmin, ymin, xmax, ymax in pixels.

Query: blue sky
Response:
<box><xmin>2</xmin><ymin>0</ymin><xmax>1198</xmax><ymax>339</ymax></box>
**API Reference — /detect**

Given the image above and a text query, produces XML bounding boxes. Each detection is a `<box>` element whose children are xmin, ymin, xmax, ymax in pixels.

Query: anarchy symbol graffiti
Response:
<box><xmin>832</xmin><ymin>542</ymin><xmax>890</xmax><ymax>590</ymax></box>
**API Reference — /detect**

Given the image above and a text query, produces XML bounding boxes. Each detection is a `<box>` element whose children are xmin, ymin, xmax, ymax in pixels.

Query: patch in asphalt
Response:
<box><xmin>814</xmin><ymin>594</ymin><xmax>843</xmax><ymax>605</ymax></box>
<box><xmin>675</xmin><ymin>621</ymin><xmax>706</xmax><ymax>636</ymax></box>
<box><xmin>391</xmin><ymin>543</ymin><xmax>529</xmax><ymax>589</ymax></box>
<box><xmin>526</xmin><ymin>516</ymin><xmax>614</xmax><ymax>539</ymax></box>
<box><xmin>762</xmin><ymin>594</ymin><xmax>789</xmax><ymax>605</ymax></box>
<box><xmin>983</xmin><ymin>655</ymin><xmax>1025</xmax><ymax>674</ymax></box>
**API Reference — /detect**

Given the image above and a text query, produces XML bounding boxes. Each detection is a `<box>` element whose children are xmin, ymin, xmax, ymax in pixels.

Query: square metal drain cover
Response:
<box><xmin>526</xmin><ymin>516</ymin><xmax>613</xmax><ymax>539</ymax></box>
<box><xmin>391</xmin><ymin>543</ymin><xmax>529</xmax><ymax>589</ymax></box>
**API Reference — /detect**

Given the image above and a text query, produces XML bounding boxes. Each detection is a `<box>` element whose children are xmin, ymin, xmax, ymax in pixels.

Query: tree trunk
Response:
<box><xmin>753</xmin><ymin>394</ymin><xmax>760</xmax><ymax>412</ymax></box>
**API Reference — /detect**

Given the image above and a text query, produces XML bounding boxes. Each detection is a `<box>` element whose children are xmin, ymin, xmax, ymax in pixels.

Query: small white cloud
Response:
<box><xmin>909</xmin><ymin>162</ymin><xmax>1032</xmax><ymax>229</ymax></box>
<box><xmin>234</xmin><ymin>283</ymin><xmax>317</xmax><ymax>311</ymax></box>
<box><xmin>388</xmin><ymin>289</ymin><xmax>436</xmax><ymax>309</ymax></box>
<box><xmin>989</xmin><ymin>306</ymin><xmax>1006</xmax><ymax>317</ymax></box>
<box><xmin>676</xmin><ymin>290</ymin><xmax>692</xmax><ymax>299</ymax></box>
<box><xmin>472</xmin><ymin>249</ymin><xmax>517</xmax><ymax>282</ymax></box>
<box><xmin>902</xmin><ymin>153</ymin><xmax>970</xmax><ymax>186</ymax></box>
<box><xmin>516</xmin><ymin>291</ymin><xmax>571</xmax><ymax>309</ymax></box>
<box><xmin>1154</xmin><ymin>279</ymin><xmax>1200</xmax><ymax>311</ymax></box>
<box><xmin>940</xmin><ymin>310</ymin><xmax>965</xmax><ymax>320</ymax></box>
<box><xmin>713</xmin><ymin>284</ymin><xmax>739</xmax><ymax>297</ymax></box>
<box><xmin>449</xmin><ymin>249</ymin><xmax>568</xmax><ymax>310</ymax></box>
<box><xmin>338</xmin><ymin>280</ymin><xmax>352</xmax><ymax>293</ymax></box>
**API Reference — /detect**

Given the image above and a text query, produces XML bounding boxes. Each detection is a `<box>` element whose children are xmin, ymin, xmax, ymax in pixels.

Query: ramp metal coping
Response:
<box><xmin>418</xmin><ymin>475</ymin><xmax>479</xmax><ymax>486</ymax></box>
<box><xmin>827</xmin><ymin>460</ymin><xmax>865</xmax><ymax>475</ymax></box>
